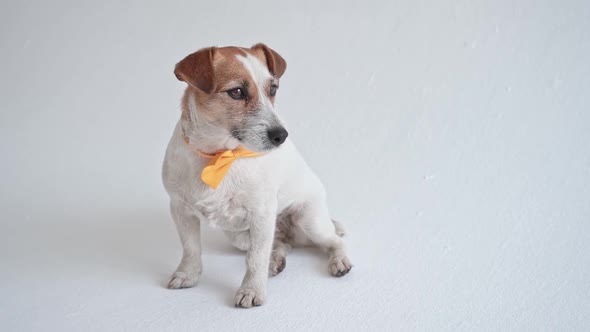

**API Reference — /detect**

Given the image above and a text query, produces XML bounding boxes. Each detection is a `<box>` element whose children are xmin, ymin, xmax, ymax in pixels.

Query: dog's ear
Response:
<box><xmin>174</xmin><ymin>47</ymin><xmax>217</xmax><ymax>93</ymax></box>
<box><xmin>251</xmin><ymin>43</ymin><xmax>287</xmax><ymax>78</ymax></box>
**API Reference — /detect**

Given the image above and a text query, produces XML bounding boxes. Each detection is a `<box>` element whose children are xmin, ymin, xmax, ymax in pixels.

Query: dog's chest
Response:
<box><xmin>193</xmin><ymin>195</ymin><xmax>249</xmax><ymax>231</ymax></box>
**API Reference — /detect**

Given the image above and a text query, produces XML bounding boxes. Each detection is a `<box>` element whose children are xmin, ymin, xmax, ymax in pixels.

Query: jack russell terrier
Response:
<box><xmin>162</xmin><ymin>43</ymin><xmax>352</xmax><ymax>308</ymax></box>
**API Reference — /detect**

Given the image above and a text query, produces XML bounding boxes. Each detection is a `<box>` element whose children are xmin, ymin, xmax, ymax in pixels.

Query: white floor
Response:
<box><xmin>1</xmin><ymin>1</ymin><xmax>589</xmax><ymax>331</ymax></box>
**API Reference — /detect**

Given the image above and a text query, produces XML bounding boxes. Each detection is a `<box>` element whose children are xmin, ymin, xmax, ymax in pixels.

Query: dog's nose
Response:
<box><xmin>267</xmin><ymin>127</ymin><xmax>289</xmax><ymax>146</ymax></box>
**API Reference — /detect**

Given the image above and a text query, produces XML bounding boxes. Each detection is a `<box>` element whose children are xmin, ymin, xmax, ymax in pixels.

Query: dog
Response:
<box><xmin>162</xmin><ymin>43</ymin><xmax>352</xmax><ymax>308</ymax></box>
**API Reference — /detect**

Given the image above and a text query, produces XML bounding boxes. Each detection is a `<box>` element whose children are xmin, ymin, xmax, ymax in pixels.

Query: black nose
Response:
<box><xmin>267</xmin><ymin>127</ymin><xmax>289</xmax><ymax>146</ymax></box>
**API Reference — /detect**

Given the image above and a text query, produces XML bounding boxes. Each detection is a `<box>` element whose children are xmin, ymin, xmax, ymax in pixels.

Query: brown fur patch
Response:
<box><xmin>175</xmin><ymin>47</ymin><xmax>216</xmax><ymax>93</ymax></box>
<box><xmin>251</xmin><ymin>43</ymin><xmax>287</xmax><ymax>78</ymax></box>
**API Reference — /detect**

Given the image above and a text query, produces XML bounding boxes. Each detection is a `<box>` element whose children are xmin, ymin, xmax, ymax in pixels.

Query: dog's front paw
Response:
<box><xmin>167</xmin><ymin>270</ymin><xmax>200</xmax><ymax>289</ymax></box>
<box><xmin>329</xmin><ymin>256</ymin><xmax>352</xmax><ymax>277</ymax></box>
<box><xmin>234</xmin><ymin>287</ymin><xmax>265</xmax><ymax>308</ymax></box>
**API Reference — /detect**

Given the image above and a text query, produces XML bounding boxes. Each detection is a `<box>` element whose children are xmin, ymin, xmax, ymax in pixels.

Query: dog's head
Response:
<box><xmin>175</xmin><ymin>43</ymin><xmax>288</xmax><ymax>152</ymax></box>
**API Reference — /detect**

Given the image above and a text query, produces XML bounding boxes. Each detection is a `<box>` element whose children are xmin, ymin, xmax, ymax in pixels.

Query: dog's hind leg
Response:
<box><xmin>269</xmin><ymin>210</ymin><xmax>294</xmax><ymax>276</ymax></box>
<box><xmin>296</xmin><ymin>201</ymin><xmax>352</xmax><ymax>277</ymax></box>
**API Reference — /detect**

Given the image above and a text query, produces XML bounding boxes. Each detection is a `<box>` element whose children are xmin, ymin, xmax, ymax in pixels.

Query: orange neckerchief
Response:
<box><xmin>182</xmin><ymin>134</ymin><xmax>261</xmax><ymax>189</ymax></box>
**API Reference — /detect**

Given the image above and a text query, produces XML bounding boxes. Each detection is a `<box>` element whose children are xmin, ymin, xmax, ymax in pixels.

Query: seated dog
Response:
<box><xmin>162</xmin><ymin>43</ymin><xmax>352</xmax><ymax>308</ymax></box>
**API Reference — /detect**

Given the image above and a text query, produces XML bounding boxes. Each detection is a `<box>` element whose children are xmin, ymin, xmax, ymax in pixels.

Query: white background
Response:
<box><xmin>1</xmin><ymin>0</ymin><xmax>589</xmax><ymax>331</ymax></box>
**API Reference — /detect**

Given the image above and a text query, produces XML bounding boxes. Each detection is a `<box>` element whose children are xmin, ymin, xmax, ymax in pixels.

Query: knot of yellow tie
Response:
<box><xmin>183</xmin><ymin>133</ymin><xmax>260</xmax><ymax>189</ymax></box>
<box><xmin>200</xmin><ymin>146</ymin><xmax>260</xmax><ymax>189</ymax></box>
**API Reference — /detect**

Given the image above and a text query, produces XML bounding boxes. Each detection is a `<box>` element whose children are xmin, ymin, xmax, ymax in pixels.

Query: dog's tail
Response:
<box><xmin>332</xmin><ymin>219</ymin><xmax>346</xmax><ymax>238</ymax></box>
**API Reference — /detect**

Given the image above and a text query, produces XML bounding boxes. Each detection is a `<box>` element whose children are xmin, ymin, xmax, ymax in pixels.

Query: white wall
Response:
<box><xmin>1</xmin><ymin>0</ymin><xmax>589</xmax><ymax>331</ymax></box>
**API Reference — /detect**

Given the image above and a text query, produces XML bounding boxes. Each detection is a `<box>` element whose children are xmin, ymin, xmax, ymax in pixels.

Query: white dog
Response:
<box><xmin>162</xmin><ymin>43</ymin><xmax>352</xmax><ymax>308</ymax></box>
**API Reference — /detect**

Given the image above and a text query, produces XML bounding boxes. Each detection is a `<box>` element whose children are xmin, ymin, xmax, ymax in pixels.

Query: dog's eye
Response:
<box><xmin>227</xmin><ymin>88</ymin><xmax>246</xmax><ymax>100</ymax></box>
<box><xmin>270</xmin><ymin>85</ymin><xmax>278</xmax><ymax>97</ymax></box>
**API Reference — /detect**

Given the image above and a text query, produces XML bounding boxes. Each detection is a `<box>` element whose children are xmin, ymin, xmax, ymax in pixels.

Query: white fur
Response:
<box><xmin>162</xmin><ymin>53</ymin><xmax>351</xmax><ymax>308</ymax></box>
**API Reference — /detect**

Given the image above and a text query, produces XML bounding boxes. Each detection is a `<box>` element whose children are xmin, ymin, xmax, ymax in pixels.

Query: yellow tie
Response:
<box><xmin>182</xmin><ymin>133</ymin><xmax>260</xmax><ymax>189</ymax></box>
<box><xmin>198</xmin><ymin>146</ymin><xmax>260</xmax><ymax>189</ymax></box>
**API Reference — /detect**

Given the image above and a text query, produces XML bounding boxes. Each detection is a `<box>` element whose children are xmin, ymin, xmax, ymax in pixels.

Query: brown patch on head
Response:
<box><xmin>174</xmin><ymin>47</ymin><xmax>217</xmax><ymax>93</ymax></box>
<box><xmin>251</xmin><ymin>43</ymin><xmax>287</xmax><ymax>78</ymax></box>
<box><xmin>201</xmin><ymin>47</ymin><xmax>262</xmax><ymax>117</ymax></box>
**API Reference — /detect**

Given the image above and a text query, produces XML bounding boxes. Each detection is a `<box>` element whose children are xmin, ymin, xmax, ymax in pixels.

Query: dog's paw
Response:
<box><xmin>269</xmin><ymin>253</ymin><xmax>286</xmax><ymax>277</ymax></box>
<box><xmin>167</xmin><ymin>271</ymin><xmax>199</xmax><ymax>289</ymax></box>
<box><xmin>234</xmin><ymin>287</ymin><xmax>265</xmax><ymax>308</ymax></box>
<box><xmin>329</xmin><ymin>256</ymin><xmax>352</xmax><ymax>277</ymax></box>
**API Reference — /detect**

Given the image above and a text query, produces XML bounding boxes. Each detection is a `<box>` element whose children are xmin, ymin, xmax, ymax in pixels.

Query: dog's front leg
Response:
<box><xmin>167</xmin><ymin>199</ymin><xmax>202</xmax><ymax>289</ymax></box>
<box><xmin>234</xmin><ymin>202</ymin><xmax>276</xmax><ymax>308</ymax></box>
